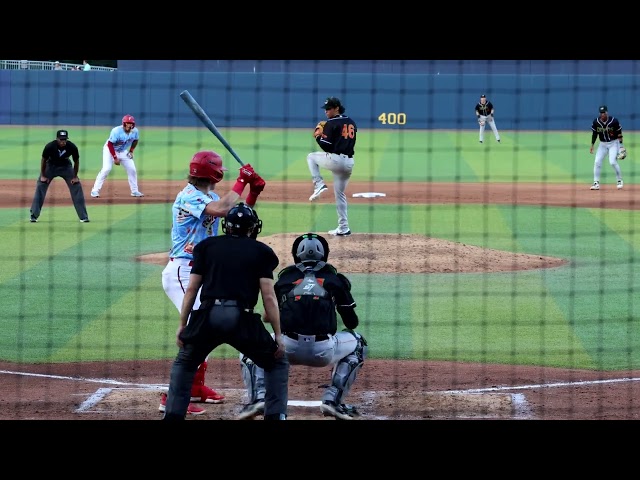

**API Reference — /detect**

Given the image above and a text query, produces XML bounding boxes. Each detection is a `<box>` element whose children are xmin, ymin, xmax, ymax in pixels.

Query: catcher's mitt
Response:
<box><xmin>617</xmin><ymin>146</ymin><xmax>627</xmax><ymax>160</ymax></box>
<box><xmin>314</xmin><ymin>120</ymin><xmax>326</xmax><ymax>138</ymax></box>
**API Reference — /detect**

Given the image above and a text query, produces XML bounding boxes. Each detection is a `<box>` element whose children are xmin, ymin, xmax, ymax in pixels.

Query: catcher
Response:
<box><xmin>589</xmin><ymin>105</ymin><xmax>625</xmax><ymax>190</ymax></box>
<box><xmin>237</xmin><ymin>232</ymin><xmax>367</xmax><ymax>420</ymax></box>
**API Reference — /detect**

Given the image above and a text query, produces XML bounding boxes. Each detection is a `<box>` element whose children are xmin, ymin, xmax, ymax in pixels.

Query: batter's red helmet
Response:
<box><xmin>189</xmin><ymin>150</ymin><xmax>228</xmax><ymax>183</ymax></box>
<box><xmin>122</xmin><ymin>114</ymin><xmax>136</xmax><ymax>127</ymax></box>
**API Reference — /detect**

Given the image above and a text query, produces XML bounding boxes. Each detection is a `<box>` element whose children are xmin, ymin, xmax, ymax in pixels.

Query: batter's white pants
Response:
<box><xmin>593</xmin><ymin>139</ymin><xmax>623</xmax><ymax>183</ymax></box>
<box><xmin>92</xmin><ymin>145</ymin><xmax>140</xmax><ymax>194</ymax></box>
<box><xmin>307</xmin><ymin>151</ymin><xmax>354</xmax><ymax>231</ymax></box>
<box><xmin>479</xmin><ymin>115</ymin><xmax>501</xmax><ymax>142</ymax></box>
<box><xmin>162</xmin><ymin>258</ymin><xmax>208</xmax><ymax>364</ymax></box>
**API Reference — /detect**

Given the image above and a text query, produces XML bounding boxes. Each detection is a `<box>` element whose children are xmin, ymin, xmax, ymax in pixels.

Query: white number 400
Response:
<box><xmin>378</xmin><ymin>113</ymin><xmax>407</xmax><ymax>125</ymax></box>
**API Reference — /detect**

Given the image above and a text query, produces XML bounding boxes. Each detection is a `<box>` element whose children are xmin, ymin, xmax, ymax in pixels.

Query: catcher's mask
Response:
<box><xmin>122</xmin><ymin>114</ymin><xmax>136</xmax><ymax>128</ymax></box>
<box><xmin>189</xmin><ymin>150</ymin><xmax>228</xmax><ymax>184</ymax></box>
<box><xmin>222</xmin><ymin>202</ymin><xmax>261</xmax><ymax>237</ymax></box>
<box><xmin>292</xmin><ymin>232</ymin><xmax>330</xmax><ymax>263</ymax></box>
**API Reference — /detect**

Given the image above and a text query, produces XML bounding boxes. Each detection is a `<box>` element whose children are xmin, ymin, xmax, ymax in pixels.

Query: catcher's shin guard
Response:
<box><xmin>322</xmin><ymin>332</ymin><xmax>368</xmax><ymax>405</ymax></box>
<box><xmin>240</xmin><ymin>354</ymin><xmax>266</xmax><ymax>403</ymax></box>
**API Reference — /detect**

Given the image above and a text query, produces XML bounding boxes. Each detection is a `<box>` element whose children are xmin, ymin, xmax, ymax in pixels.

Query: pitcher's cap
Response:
<box><xmin>322</xmin><ymin>97</ymin><xmax>342</xmax><ymax>110</ymax></box>
<box><xmin>56</xmin><ymin>130</ymin><xmax>69</xmax><ymax>139</ymax></box>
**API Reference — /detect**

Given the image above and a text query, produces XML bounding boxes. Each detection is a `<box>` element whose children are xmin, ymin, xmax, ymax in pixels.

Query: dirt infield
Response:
<box><xmin>2</xmin><ymin>178</ymin><xmax>640</xmax><ymax>420</ymax></box>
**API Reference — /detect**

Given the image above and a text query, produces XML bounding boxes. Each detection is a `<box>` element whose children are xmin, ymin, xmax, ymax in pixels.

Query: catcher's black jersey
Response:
<box><xmin>275</xmin><ymin>262</ymin><xmax>358</xmax><ymax>334</ymax></box>
<box><xmin>475</xmin><ymin>101</ymin><xmax>494</xmax><ymax>116</ymax></box>
<box><xmin>316</xmin><ymin>115</ymin><xmax>357</xmax><ymax>157</ymax></box>
<box><xmin>591</xmin><ymin>116</ymin><xmax>622</xmax><ymax>142</ymax></box>
<box><xmin>42</xmin><ymin>140</ymin><xmax>79</xmax><ymax>166</ymax></box>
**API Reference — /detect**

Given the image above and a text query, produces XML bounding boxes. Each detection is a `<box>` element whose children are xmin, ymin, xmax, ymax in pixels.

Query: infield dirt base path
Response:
<box><xmin>2</xmin><ymin>179</ymin><xmax>639</xmax><ymax>420</ymax></box>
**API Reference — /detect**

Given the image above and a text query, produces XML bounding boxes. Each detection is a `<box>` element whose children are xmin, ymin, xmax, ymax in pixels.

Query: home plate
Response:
<box><xmin>352</xmin><ymin>192</ymin><xmax>386</xmax><ymax>198</ymax></box>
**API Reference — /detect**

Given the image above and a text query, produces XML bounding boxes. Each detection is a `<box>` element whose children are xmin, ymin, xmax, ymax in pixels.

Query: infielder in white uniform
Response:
<box><xmin>475</xmin><ymin>94</ymin><xmax>501</xmax><ymax>143</ymax></box>
<box><xmin>237</xmin><ymin>233</ymin><xmax>367</xmax><ymax>420</ymax></box>
<box><xmin>159</xmin><ymin>151</ymin><xmax>267</xmax><ymax>415</ymax></box>
<box><xmin>589</xmin><ymin>105</ymin><xmax>625</xmax><ymax>190</ymax></box>
<box><xmin>91</xmin><ymin>114</ymin><xmax>144</xmax><ymax>198</ymax></box>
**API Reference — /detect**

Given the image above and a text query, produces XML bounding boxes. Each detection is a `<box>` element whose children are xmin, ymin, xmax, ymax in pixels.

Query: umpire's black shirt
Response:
<box><xmin>43</xmin><ymin>139</ymin><xmax>79</xmax><ymax>166</ymax></box>
<box><xmin>191</xmin><ymin>235</ymin><xmax>279</xmax><ymax>309</ymax></box>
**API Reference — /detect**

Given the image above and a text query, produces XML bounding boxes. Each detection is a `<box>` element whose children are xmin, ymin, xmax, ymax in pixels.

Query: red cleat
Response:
<box><xmin>158</xmin><ymin>392</ymin><xmax>206</xmax><ymax>415</ymax></box>
<box><xmin>190</xmin><ymin>385</ymin><xmax>225</xmax><ymax>404</ymax></box>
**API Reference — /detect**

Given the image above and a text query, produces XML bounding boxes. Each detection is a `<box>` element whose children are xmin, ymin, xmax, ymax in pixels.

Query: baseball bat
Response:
<box><xmin>179</xmin><ymin>90</ymin><xmax>245</xmax><ymax>166</ymax></box>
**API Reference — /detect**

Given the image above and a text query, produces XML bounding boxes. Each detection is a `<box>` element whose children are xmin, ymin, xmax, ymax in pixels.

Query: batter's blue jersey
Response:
<box><xmin>106</xmin><ymin>125</ymin><xmax>139</xmax><ymax>152</ymax></box>
<box><xmin>168</xmin><ymin>184</ymin><xmax>222</xmax><ymax>260</ymax></box>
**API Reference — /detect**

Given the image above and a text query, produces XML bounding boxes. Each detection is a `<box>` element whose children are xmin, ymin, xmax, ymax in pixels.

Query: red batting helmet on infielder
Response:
<box><xmin>189</xmin><ymin>150</ymin><xmax>228</xmax><ymax>183</ymax></box>
<box><xmin>122</xmin><ymin>114</ymin><xmax>136</xmax><ymax>127</ymax></box>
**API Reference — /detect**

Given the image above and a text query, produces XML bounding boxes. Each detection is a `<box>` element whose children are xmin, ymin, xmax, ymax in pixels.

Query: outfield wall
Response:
<box><xmin>1</xmin><ymin>70</ymin><xmax>639</xmax><ymax>130</ymax></box>
<box><xmin>117</xmin><ymin>60</ymin><xmax>640</xmax><ymax>75</ymax></box>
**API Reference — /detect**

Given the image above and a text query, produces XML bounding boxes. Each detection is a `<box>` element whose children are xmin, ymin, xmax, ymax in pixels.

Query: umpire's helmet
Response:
<box><xmin>222</xmin><ymin>202</ymin><xmax>261</xmax><ymax>237</ymax></box>
<box><xmin>292</xmin><ymin>232</ymin><xmax>330</xmax><ymax>263</ymax></box>
<box><xmin>190</xmin><ymin>150</ymin><xmax>228</xmax><ymax>183</ymax></box>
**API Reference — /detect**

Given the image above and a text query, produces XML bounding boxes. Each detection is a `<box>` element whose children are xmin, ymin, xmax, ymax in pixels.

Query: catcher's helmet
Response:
<box><xmin>222</xmin><ymin>202</ymin><xmax>261</xmax><ymax>237</ymax></box>
<box><xmin>599</xmin><ymin>105</ymin><xmax>608</xmax><ymax>114</ymax></box>
<box><xmin>322</xmin><ymin>97</ymin><xmax>345</xmax><ymax>114</ymax></box>
<box><xmin>189</xmin><ymin>150</ymin><xmax>228</xmax><ymax>183</ymax></box>
<box><xmin>122</xmin><ymin>114</ymin><xmax>136</xmax><ymax>127</ymax></box>
<box><xmin>292</xmin><ymin>232</ymin><xmax>330</xmax><ymax>263</ymax></box>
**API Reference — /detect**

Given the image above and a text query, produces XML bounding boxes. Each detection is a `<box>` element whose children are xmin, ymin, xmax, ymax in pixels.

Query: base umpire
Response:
<box><xmin>29</xmin><ymin>129</ymin><xmax>89</xmax><ymax>223</ymax></box>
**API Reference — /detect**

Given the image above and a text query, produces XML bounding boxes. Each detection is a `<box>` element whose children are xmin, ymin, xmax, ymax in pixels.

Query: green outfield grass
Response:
<box><xmin>1</xmin><ymin>126</ymin><xmax>638</xmax><ymax>370</ymax></box>
<box><xmin>4</xmin><ymin>126</ymin><xmax>636</xmax><ymax>184</ymax></box>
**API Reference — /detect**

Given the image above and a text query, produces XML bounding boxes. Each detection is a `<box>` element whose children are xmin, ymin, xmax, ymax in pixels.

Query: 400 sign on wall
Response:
<box><xmin>378</xmin><ymin>112</ymin><xmax>407</xmax><ymax>125</ymax></box>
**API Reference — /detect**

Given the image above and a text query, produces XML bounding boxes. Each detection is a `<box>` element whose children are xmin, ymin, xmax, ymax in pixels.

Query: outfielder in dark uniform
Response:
<box><xmin>307</xmin><ymin>97</ymin><xmax>357</xmax><ymax>236</ymax></box>
<box><xmin>238</xmin><ymin>232</ymin><xmax>367</xmax><ymax>420</ymax></box>
<box><xmin>589</xmin><ymin>105</ymin><xmax>625</xmax><ymax>190</ymax></box>
<box><xmin>162</xmin><ymin>203</ymin><xmax>289</xmax><ymax>420</ymax></box>
<box><xmin>475</xmin><ymin>94</ymin><xmax>501</xmax><ymax>144</ymax></box>
<box><xmin>29</xmin><ymin>129</ymin><xmax>89</xmax><ymax>223</ymax></box>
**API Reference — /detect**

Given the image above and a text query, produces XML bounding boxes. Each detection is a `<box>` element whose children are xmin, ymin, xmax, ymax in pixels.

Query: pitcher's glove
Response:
<box><xmin>617</xmin><ymin>146</ymin><xmax>627</xmax><ymax>160</ymax></box>
<box><xmin>314</xmin><ymin>121</ymin><xmax>327</xmax><ymax>138</ymax></box>
<box><xmin>477</xmin><ymin>117</ymin><xmax>485</xmax><ymax>126</ymax></box>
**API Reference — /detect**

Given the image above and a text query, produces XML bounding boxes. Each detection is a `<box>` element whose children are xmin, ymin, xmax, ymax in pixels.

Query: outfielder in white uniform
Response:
<box><xmin>475</xmin><ymin>94</ymin><xmax>501</xmax><ymax>143</ymax></box>
<box><xmin>91</xmin><ymin>114</ymin><xmax>144</xmax><ymax>198</ymax></box>
<box><xmin>159</xmin><ymin>150</ymin><xmax>267</xmax><ymax>415</ymax></box>
<box><xmin>238</xmin><ymin>233</ymin><xmax>367</xmax><ymax>420</ymax></box>
<box><xmin>589</xmin><ymin>105</ymin><xmax>625</xmax><ymax>191</ymax></box>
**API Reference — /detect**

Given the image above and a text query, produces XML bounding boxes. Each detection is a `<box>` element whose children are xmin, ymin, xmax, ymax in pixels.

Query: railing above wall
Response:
<box><xmin>0</xmin><ymin>60</ymin><xmax>116</xmax><ymax>72</ymax></box>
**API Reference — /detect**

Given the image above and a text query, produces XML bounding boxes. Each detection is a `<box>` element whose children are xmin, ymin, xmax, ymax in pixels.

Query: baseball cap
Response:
<box><xmin>599</xmin><ymin>105</ymin><xmax>608</xmax><ymax>113</ymax></box>
<box><xmin>480</xmin><ymin>94</ymin><xmax>486</xmax><ymax>98</ymax></box>
<box><xmin>56</xmin><ymin>129</ymin><xmax>69</xmax><ymax>140</ymax></box>
<box><xmin>322</xmin><ymin>97</ymin><xmax>342</xmax><ymax>110</ymax></box>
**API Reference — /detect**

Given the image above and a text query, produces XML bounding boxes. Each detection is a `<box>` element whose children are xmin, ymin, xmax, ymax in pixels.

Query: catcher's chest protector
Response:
<box><xmin>281</xmin><ymin>264</ymin><xmax>337</xmax><ymax>334</ymax></box>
